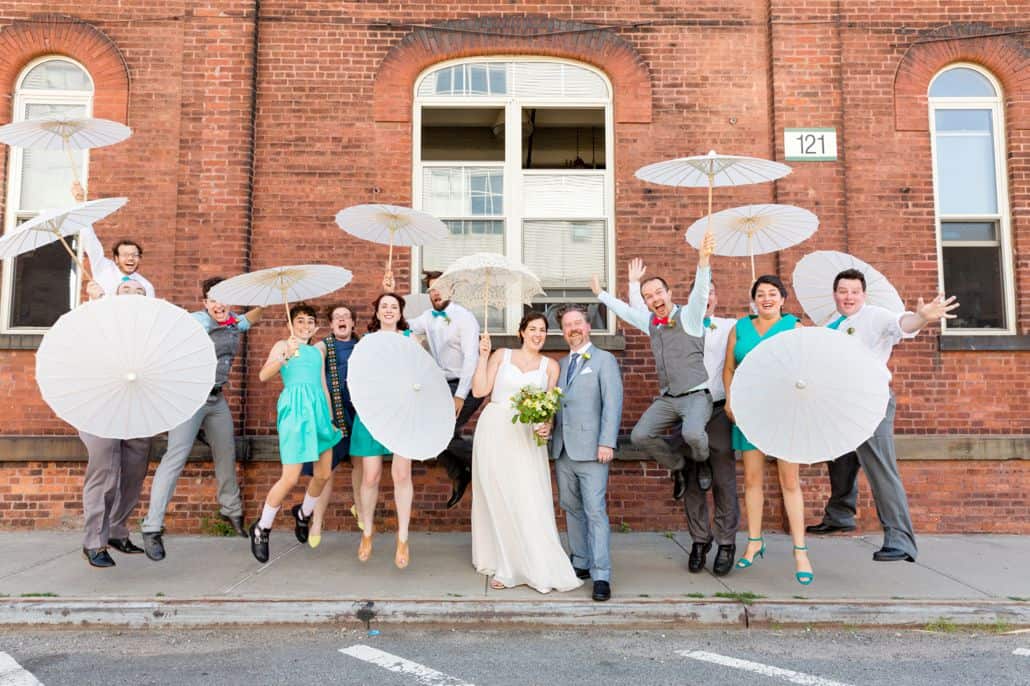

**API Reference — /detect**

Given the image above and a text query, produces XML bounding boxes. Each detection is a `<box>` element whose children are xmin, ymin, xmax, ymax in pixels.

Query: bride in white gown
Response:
<box><xmin>470</xmin><ymin>312</ymin><xmax>583</xmax><ymax>593</ymax></box>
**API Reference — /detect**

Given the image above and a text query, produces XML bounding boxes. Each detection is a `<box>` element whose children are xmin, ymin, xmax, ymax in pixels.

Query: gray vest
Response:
<box><xmin>209</xmin><ymin>325</ymin><xmax>244</xmax><ymax>388</ymax></box>
<box><xmin>648</xmin><ymin>307</ymin><xmax>707</xmax><ymax>395</ymax></box>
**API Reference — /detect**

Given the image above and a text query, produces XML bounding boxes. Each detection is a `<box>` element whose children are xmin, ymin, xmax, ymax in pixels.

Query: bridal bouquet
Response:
<box><xmin>511</xmin><ymin>385</ymin><xmax>564</xmax><ymax>446</ymax></box>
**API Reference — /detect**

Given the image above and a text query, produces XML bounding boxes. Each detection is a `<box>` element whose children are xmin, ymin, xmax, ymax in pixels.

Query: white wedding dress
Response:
<box><xmin>471</xmin><ymin>349</ymin><xmax>583</xmax><ymax>593</ymax></box>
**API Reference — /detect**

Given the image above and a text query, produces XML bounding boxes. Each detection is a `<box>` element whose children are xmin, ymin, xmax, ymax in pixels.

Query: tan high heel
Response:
<box><xmin>394</xmin><ymin>539</ymin><xmax>409</xmax><ymax>569</ymax></box>
<box><xmin>358</xmin><ymin>534</ymin><xmax>373</xmax><ymax>562</ymax></box>
<box><xmin>350</xmin><ymin>504</ymin><xmax>364</xmax><ymax>532</ymax></box>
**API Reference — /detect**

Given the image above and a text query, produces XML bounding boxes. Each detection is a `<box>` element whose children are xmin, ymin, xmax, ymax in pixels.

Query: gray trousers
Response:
<box><xmin>556</xmin><ymin>453</ymin><xmax>611</xmax><ymax>582</ymax></box>
<box><xmin>80</xmin><ymin>432</ymin><xmax>151</xmax><ymax>549</ymax></box>
<box><xmin>436</xmin><ymin>378</ymin><xmax>484</xmax><ymax>481</ymax></box>
<box><xmin>682</xmin><ymin>403</ymin><xmax>740</xmax><ymax>546</ymax></box>
<box><xmin>142</xmin><ymin>395</ymin><xmax>242</xmax><ymax>533</ymax></box>
<box><xmin>819</xmin><ymin>395</ymin><xmax>917</xmax><ymax>558</ymax></box>
<box><xmin>630</xmin><ymin>391</ymin><xmax>713</xmax><ymax>471</ymax></box>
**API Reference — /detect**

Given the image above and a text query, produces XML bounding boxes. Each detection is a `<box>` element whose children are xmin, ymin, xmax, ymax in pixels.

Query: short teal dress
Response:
<box><xmin>277</xmin><ymin>344</ymin><xmax>343</xmax><ymax>464</ymax></box>
<box><xmin>731</xmin><ymin>314</ymin><xmax>799</xmax><ymax>452</ymax></box>
<box><xmin>349</xmin><ymin>329</ymin><xmax>411</xmax><ymax>458</ymax></box>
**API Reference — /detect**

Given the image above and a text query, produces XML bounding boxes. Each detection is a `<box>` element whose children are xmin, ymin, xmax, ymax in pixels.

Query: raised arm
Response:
<box><xmin>592</xmin><ymin>274</ymin><xmax>652</xmax><ymax>334</ymax></box>
<box><xmin>259</xmin><ymin>338</ymin><xmax>297</xmax><ymax>382</ymax></box>
<box><xmin>627</xmin><ymin>258</ymin><xmax>648</xmax><ymax>312</ymax></box>
<box><xmin>678</xmin><ymin>232</ymin><xmax>715</xmax><ymax>336</ymax></box>
<box><xmin>899</xmin><ymin>293</ymin><xmax>959</xmax><ymax>334</ymax></box>
<box><xmin>471</xmin><ymin>336</ymin><xmax>503</xmax><ymax>399</ymax></box>
<box><xmin>242</xmin><ymin>307</ymin><xmax>265</xmax><ymax>326</ymax></box>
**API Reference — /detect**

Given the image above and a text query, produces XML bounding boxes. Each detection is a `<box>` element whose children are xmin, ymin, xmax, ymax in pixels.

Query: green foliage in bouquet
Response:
<box><xmin>510</xmin><ymin>385</ymin><xmax>564</xmax><ymax>446</ymax></box>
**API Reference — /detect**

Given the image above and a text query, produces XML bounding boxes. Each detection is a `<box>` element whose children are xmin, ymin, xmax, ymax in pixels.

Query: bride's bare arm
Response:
<box><xmin>545</xmin><ymin>357</ymin><xmax>560</xmax><ymax>391</ymax></box>
<box><xmin>471</xmin><ymin>335</ymin><xmax>503</xmax><ymax>398</ymax></box>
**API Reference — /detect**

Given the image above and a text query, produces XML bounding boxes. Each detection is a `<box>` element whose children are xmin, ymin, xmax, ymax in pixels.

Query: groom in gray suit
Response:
<box><xmin>546</xmin><ymin>306</ymin><xmax>623</xmax><ymax>602</ymax></box>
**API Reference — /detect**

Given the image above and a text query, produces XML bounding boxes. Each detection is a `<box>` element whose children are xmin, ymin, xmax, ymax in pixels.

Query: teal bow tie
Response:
<box><xmin>431</xmin><ymin>310</ymin><xmax>448</xmax><ymax>319</ymax></box>
<box><xmin>121</xmin><ymin>276</ymin><xmax>133</xmax><ymax>282</ymax></box>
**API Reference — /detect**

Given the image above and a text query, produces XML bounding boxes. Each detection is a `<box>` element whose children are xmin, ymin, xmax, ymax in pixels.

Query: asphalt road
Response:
<box><xmin>1</xmin><ymin>625</ymin><xmax>1028</xmax><ymax>686</ymax></box>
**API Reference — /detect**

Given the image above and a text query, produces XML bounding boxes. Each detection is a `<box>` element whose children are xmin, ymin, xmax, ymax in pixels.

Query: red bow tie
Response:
<box><xmin>652</xmin><ymin>315</ymin><xmax>670</xmax><ymax>327</ymax></box>
<box><xmin>218</xmin><ymin>313</ymin><xmax>238</xmax><ymax>327</ymax></box>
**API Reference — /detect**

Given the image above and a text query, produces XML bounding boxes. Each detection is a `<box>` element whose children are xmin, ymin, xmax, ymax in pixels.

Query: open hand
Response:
<box><xmin>915</xmin><ymin>293</ymin><xmax>959</xmax><ymax>325</ymax></box>
<box><xmin>628</xmin><ymin>257</ymin><xmax>646</xmax><ymax>283</ymax></box>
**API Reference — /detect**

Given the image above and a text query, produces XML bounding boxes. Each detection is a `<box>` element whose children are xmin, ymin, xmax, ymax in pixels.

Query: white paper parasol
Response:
<box><xmin>347</xmin><ymin>331</ymin><xmax>456</xmax><ymax>460</ymax></box>
<box><xmin>0</xmin><ymin>117</ymin><xmax>132</xmax><ymax>192</ymax></box>
<box><xmin>0</xmin><ymin>197</ymin><xmax>128</xmax><ymax>281</ymax></box>
<box><xmin>431</xmin><ymin>252</ymin><xmax>544</xmax><ymax>333</ymax></box>
<box><xmin>685</xmin><ymin>203</ymin><xmax>818</xmax><ymax>281</ymax></box>
<box><xmin>209</xmin><ymin>264</ymin><xmax>352</xmax><ymax>338</ymax></box>
<box><xmin>335</xmin><ymin>204</ymin><xmax>448</xmax><ymax>275</ymax></box>
<box><xmin>635</xmin><ymin>150</ymin><xmax>792</xmax><ymax>239</ymax></box>
<box><xmin>729</xmin><ymin>327</ymin><xmax>890</xmax><ymax>464</ymax></box>
<box><xmin>36</xmin><ymin>295</ymin><xmax>217</xmax><ymax>439</ymax></box>
<box><xmin>792</xmin><ymin>251</ymin><xmax>905</xmax><ymax>326</ymax></box>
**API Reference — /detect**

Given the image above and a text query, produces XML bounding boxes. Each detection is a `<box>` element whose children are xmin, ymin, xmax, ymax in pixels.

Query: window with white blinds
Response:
<box><xmin>928</xmin><ymin>64</ymin><xmax>1015</xmax><ymax>333</ymax></box>
<box><xmin>414</xmin><ymin>59</ymin><xmax>614</xmax><ymax>333</ymax></box>
<box><xmin>2</xmin><ymin>57</ymin><xmax>94</xmax><ymax>332</ymax></box>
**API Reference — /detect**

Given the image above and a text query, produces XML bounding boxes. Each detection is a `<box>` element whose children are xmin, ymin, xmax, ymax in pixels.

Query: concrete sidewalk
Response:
<box><xmin>1</xmin><ymin>531</ymin><xmax>1028</xmax><ymax>628</ymax></box>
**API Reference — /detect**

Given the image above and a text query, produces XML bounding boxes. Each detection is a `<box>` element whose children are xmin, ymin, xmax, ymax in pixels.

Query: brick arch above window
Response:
<box><xmin>373</xmin><ymin>15</ymin><xmax>652</xmax><ymax>124</ymax></box>
<box><xmin>894</xmin><ymin>24</ymin><xmax>1028</xmax><ymax>132</ymax></box>
<box><xmin>0</xmin><ymin>15</ymin><xmax>130</xmax><ymax>122</ymax></box>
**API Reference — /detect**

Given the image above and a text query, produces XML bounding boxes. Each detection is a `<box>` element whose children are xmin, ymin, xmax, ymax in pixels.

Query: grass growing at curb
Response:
<box><xmin>618</xmin><ymin>522</ymin><xmax>632</xmax><ymax>533</ymax></box>
<box><xmin>924</xmin><ymin>617</ymin><xmax>1013</xmax><ymax>634</ymax></box>
<box><xmin>925</xmin><ymin>617</ymin><xmax>959</xmax><ymax>633</ymax></box>
<box><xmin>684</xmin><ymin>592</ymin><xmax>706</xmax><ymax>598</ymax></box>
<box><xmin>201</xmin><ymin>516</ymin><xmax>237</xmax><ymax>537</ymax></box>
<box><xmin>714</xmin><ymin>591</ymin><xmax>765</xmax><ymax>606</ymax></box>
<box><xmin>662</xmin><ymin>532</ymin><xmax>675</xmax><ymax>539</ymax></box>
<box><xmin>20</xmin><ymin>592</ymin><xmax>58</xmax><ymax>598</ymax></box>
<box><xmin>1007</xmin><ymin>596</ymin><xmax>1029</xmax><ymax>602</ymax></box>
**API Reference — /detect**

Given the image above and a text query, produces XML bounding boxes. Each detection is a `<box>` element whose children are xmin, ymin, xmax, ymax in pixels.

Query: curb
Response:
<box><xmin>2</xmin><ymin>598</ymin><xmax>1028</xmax><ymax>629</ymax></box>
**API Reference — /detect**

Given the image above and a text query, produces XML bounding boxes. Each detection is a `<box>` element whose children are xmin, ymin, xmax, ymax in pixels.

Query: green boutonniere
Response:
<box><xmin>708</xmin><ymin>321</ymin><xmax>717</xmax><ymax>330</ymax></box>
<box><xmin>582</xmin><ymin>352</ymin><xmax>591</xmax><ymax>361</ymax></box>
<box><xmin>846</xmin><ymin>326</ymin><xmax>855</xmax><ymax>335</ymax></box>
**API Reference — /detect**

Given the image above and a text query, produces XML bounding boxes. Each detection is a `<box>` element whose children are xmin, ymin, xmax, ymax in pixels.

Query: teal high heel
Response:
<box><xmin>735</xmin><ymin>537</ymin><xmax>765</xmax><ymax>569</ymax></box>
<box><xmin>794</xmin><ymin>545</ymin><xmax>814</xmax><ymax>585</ymax></box>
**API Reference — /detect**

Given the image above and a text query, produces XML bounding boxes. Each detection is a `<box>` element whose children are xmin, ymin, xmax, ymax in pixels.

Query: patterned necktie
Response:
<box><xmin>565</xmin><ymin>353</ymin><xmax>580</xmax><ymax>386</ymax></box>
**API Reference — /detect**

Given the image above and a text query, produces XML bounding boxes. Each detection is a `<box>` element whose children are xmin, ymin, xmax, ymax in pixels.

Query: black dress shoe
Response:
<box><xmin>249</xmin><ymin>521</ymin><xmax>270</xmax><ymax>563</ymax></box>
<box><xmin>872</xmin><ymin>546</ymin><xmax>915</xmax><ymax>562</ymax></box>
<box><xmin>446</xmin><ymin>472</ymin><xmax>471</xmax><ymax>509</ymax></box>
<box><xmin>574</xmin><ymin>566</ymin><xmax>591</xmax><ymax>580</ymax></box>
<box><xmin>142</xmin><ymin>531</ymin><xmax>165</xmax><ymax>561</ymax></box>
<box><xmin>805</xmin><ymin>522</ymin><xmax>857</xmax><ymax>535</ymax></box>
<box><xmin>107</xmin><ymin>537</ymin><xmax>144</xmax><ymax>554</ymax></box>
<box><xmin>688</xmin><ymin>540</ymin><xmax>712</xmax><ymax>573</ymax></box>
<box><xmin>713</xmin><ymin>544</ymin><xmax>736</xmax><ymax>577</ymax></box>
<box><xmin>83</xmin><ymin>547</ymin><xmax>116</xmax><ymax>568</ymax></box>
<box><xmin>291</xmin><ymin>504</ymin><xmax>310</xmax><ymax>544</ymax></box>
<box><xmin>672</xmin><ymin>469</ymin><xmax>686</xmax><ymax>500</ymax></box>
<box><xmin>221</xmin><ymin>514</ymin><xmax>247</xmax><ymax>538</ymax></box>
<box><xmin>592</xmin><ymin>580</ymin><xmax>611</xmax><ymax>602</ymax></box>
<box><xmin>696</xmin><ymin>460</ymin><xmax>713</xmax><ymax>492</ymax></box>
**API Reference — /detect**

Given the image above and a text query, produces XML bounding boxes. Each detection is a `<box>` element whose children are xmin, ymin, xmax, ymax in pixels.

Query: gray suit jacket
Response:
<box><xmin>550</xmin><ymin>346</ymin><xmax>623</xmax><ymax>462</ymax></box>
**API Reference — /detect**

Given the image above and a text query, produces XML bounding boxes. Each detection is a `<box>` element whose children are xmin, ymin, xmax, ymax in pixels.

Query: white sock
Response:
<box><xmin>301</xmin><ymin>493</ymin><xmax>319</xmax><ymax>518</ymax></box>
<box><xmin>258</xmin><ymin>503</ymin><xmax>279</xmax><ymax>530</ymax></box>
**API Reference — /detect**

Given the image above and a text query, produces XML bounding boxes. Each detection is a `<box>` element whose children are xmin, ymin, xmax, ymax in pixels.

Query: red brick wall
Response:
<box><xmin>0</xmin><ymin>2</ymin><xmax>1026</xmax><ymax>532</ymax></box>
<box><xmin>2</xmin><ymin>458</ymin><xmax>1027</xmax><ymax>535</ymax></box>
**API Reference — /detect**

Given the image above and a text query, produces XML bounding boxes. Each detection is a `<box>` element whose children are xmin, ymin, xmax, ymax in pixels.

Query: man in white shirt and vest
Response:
<box><xmin>806</xmin><ymin>268</ymin><xmax>958</xmax><ymax>563</ymax></box>
<box><xmin>409</xmin><ymin>271</ymin><xmax>482</xmax><ymax>508</ymax></box>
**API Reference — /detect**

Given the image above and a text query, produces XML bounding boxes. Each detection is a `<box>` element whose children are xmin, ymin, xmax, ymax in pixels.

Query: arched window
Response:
<box><xmin>413</xmin><ymin>58</ymin><xmax>614</xmax><ymax>333</ymax></box>
<box><xmin>928</xmin><ymin>64</ymin><xmax>1013</xmax><ymax>333</ymax></box>
<box><xmin>2</xmin><ymin>56</ymin><xmax>94</xmax><ymax>332</ymax></box>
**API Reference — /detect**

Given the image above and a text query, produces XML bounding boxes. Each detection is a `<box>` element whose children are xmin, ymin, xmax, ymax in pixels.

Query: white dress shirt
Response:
<box><xmin>826</xmin><ymin>304</ymin><xmax>917</xmax><ymax>370</ymax></box>
<box><xmin>408</xmin><ymin>302</ymin><xmax>480</xmax><ymax>399</ymax></box>
<box><xmin>700</xmin><ymin>316</ymin><xmax>735</xmax><ymax>402</ymax></box>
<box><xmin>80</xmin><ymin>224</ymin><xmax>155</xmax><ymax>298</ymax></box>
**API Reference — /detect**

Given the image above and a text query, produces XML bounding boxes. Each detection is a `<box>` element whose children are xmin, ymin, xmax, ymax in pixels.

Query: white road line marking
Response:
<box><xmin>1013</xmin><ymin>648</ymin><xmax>1030</xmax><ymax>657</ymax></box>
<box><xmin>340</xmin><ymin>645</ymin><xmax>473</xmax><ymax>686</ymax></box>
<box><xmin>0</xmin><ymin>652</ymin><xmax>43</xmax><ymax>686</ymax></box>
<box><xmin>678</xmin><ymin>650</ymin><xmax>853</xmax><ymax>686</ymax></box>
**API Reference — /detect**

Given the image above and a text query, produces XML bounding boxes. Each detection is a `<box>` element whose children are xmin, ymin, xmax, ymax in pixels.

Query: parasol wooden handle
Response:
<box><xmin>281</xmin><ymin>286</ymin><xmax>300</xmax><ymax>358</ymax></box>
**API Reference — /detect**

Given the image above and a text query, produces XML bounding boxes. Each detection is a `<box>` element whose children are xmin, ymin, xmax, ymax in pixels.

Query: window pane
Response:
<box><xmin>934</xmin><ymin>109</ymin><xmax>997</xmax><ymax>215</ymax></box>
<box><xmin>941</xmin><ymin>221</ymin><xmax>996</xmax><ymax>242</ymax></box>
<box><xmin>488</xmin><ymin>64</ymin><xmax>507</xmax><ymax>94</ymax></box>
<box><xmin>469</xmin><ymin>65</ymin><xmax>489</xmax><ymax>95</ymax></box>
<box><xmin>929</xmin><ymin>67</ymin><xmax>996</xmax><ymax>97</ymax></box>
<box><xmin>19</xmin><ymin>103</ymin><xmax>87</xmax><ymax>211</ymax></box>
<box><xmin>8</xmin><ymin>239</ymin><xmax>76</xmax><ymax>327</ymax></box>
<box><xmin>21</xmin><ymin>60</ymin><xmax>92</xmax><ymax>91</ymax></box>
<box><xmin>423</xmin><ymin>167</ymin><xmax>503</xmax><ymax>217</ymax></box>
<box><xmin>421</xmin><ymin>219</ymin><xmax>505</xmax><ymax>331</ymax></box>
<box><xmin>942</xmin><ymin>245</ymin><xmax>1005</xmax><ymax>329</ymax></box>
<box><xmin>421</xmin><ymin>107</ymin><xmax>504</xmax><ymax>162</ymax></box>
<box><xmin>522</xmin><ymin>108</ymin><xmax>605</xmax><ymax>170</ymax></box>
<box><xmin>523</xmin><ymin>220</ymin><xmax>606</xmax><ymax>290</ymax></box>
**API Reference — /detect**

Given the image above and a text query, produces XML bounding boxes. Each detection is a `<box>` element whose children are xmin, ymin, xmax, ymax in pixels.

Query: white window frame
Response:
<box><xmin>928</xmin><ymin>63</ymin><xmax>1015</xmax><ymax>335</ymax></box>
<box><xmin>2</xmin><ymin>55</ymin><xmax>94</xmax><ymax>334</ymax></box>
<box><xmin>412</xmin><ymin>56</ymin><xmax>616</xmax><ymax>334</ymax></box>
